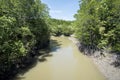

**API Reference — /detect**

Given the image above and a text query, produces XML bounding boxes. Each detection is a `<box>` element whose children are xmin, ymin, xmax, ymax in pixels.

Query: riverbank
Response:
<box><xmin>91</xmin><ymin>53</ymin><xmax>120</xmax><ymax>80</ymax></box>
<box><xmin>69</xmin><ymin>35</ymin><xmax>120</xmax><ymax>80</ymax></box>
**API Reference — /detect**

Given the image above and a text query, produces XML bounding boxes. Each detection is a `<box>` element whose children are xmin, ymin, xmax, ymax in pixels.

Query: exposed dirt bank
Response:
<box><xmin>69</xmin><ymin>35</ymin><xmax>120</xmax><ymax>80</ymax></box>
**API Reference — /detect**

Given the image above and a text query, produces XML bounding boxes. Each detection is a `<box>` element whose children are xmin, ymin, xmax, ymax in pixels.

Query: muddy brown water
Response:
<box><xmin>14</xmin><ymin>36</ymin><xmax>106</xmax><ymax>80</ymax></box>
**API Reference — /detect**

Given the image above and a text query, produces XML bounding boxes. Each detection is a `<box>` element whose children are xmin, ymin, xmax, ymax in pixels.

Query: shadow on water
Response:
<box><xmin>49</xmin><ymin>39</ymin><xmax>61</xmax><ymax>52</ymax></box>
<box><xmin>13</xmin><ymin>38</ymin><xmax>61</xmax><ymax>80</ymax></box>
<box><xmin>12</xmin><ymin>57</ymin><xmax>39</xmax><ymax>80</ymax></box>
<box><xmin>13</xmin><ymin>76</ymin><xmax>25</xmax><ymax>80</ymax></box>
<box><xmin>13</xmin><ymin>54</ymin><xmax>49</xmax><ymax>80</ymax></box>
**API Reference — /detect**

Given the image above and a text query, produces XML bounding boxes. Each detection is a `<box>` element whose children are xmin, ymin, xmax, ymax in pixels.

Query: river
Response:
<box><xmin>14</xmin><ymin>36</ymin><xmax>106</xmax><ymax>80</ymax></box>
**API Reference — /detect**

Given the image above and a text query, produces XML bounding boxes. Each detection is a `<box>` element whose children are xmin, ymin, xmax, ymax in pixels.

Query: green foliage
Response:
<box><xmin>0</xmin><ymin>0</ymin><xmax>50</xmax><ymax>79</ymax></box>
<box><xmin>50</xmin><ymin>18</ymin><xmax>74</xmax><ymax>36</ymax></box>
<box><xmin>75</xmin><ymin>0</ymin><xmax>120</xmax><ymax>53</ymax></box>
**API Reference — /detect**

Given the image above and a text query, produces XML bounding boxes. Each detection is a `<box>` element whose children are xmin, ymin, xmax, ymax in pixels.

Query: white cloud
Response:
<box><xmin>50</xmin><ymin>10</ymin><xmax>62</xmax><ymax>14</ymax></box>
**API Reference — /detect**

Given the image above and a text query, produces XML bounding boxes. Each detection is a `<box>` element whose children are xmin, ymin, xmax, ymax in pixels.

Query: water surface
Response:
<box><xmin>15</xmin><ymin>36</ymin><xmax>106</xmax><ymax>80</ymax></box>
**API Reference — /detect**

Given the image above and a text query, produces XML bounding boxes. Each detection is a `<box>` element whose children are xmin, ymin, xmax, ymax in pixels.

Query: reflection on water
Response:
<box><xmin>14</xmin><ymin>36</ymin><xmax>106</xmax><ymax>80</ymax></box>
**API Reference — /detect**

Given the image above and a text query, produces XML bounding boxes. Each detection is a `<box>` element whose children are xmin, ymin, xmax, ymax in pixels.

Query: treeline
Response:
<box><xmin>50</xmin><ymin>18</ymin><xmax>74</xmax><ymax>36</ymax></box>
<box><xmin>74</xmin><ymin>0</ymin><xmax>120</xmax><ymax>54</ymax></box>
<box><xmin>0</xmin><ymin>0</ymin><xmax>50</xmax><ymax>79</ymax></box>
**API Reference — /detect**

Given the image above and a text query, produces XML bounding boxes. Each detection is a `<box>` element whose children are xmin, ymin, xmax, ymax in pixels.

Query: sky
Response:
<box><xmin>41</xmin><ymin>0</ymin><xmax>79</xmax><ymax>21</ymax></box>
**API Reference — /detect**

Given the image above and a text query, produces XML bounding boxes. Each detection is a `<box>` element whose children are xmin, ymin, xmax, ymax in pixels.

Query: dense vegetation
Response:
<box><xmin>74</xmin><ymin>0</ymin><xmax>120</xmax><ymax>54</ymax></box>
<box><xmin>50</xmin><ymin>18</ymin><xmax>74</xmax><ymax>36</ymax></box>
<box><xmin>0</xmin><ymin>0</ymin><xmax>50</xmax><ymax>79</ymax></box>
<box><xmin>0</xmin><ymin>0</ymin><xmax>120</xmax><ymax>79</ymax></box>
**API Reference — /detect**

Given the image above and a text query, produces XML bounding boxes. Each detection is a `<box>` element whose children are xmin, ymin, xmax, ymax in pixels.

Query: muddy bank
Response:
<box><xmin>91</xmin><ymin>52</ymin><xmax>120</xmax><ymax>80</ymax></box>
<box><xmin>69</xmin><ymin>35</ymin><xmax>120</xmax><ymax>80</ymax></box>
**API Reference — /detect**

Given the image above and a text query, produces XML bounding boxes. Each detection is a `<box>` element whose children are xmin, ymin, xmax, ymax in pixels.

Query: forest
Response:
<box><xmin>50</xmin><ymin>18</ymin><xmax>74</xmax><ymax>36</ymax></box>
<box><xmin>0</xmin><ymin>0</ymin><xmax>120</xmax><ymax>79</ymax></box>
<box><xmin>74</xmin><ymin>0</ymin><xmax>120</xmax><ymax>55</ymax></box>
<box><xmin>0</xmin><ymin>0</ymin><xmax>50</xmax><ymax>79</ymax></box>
